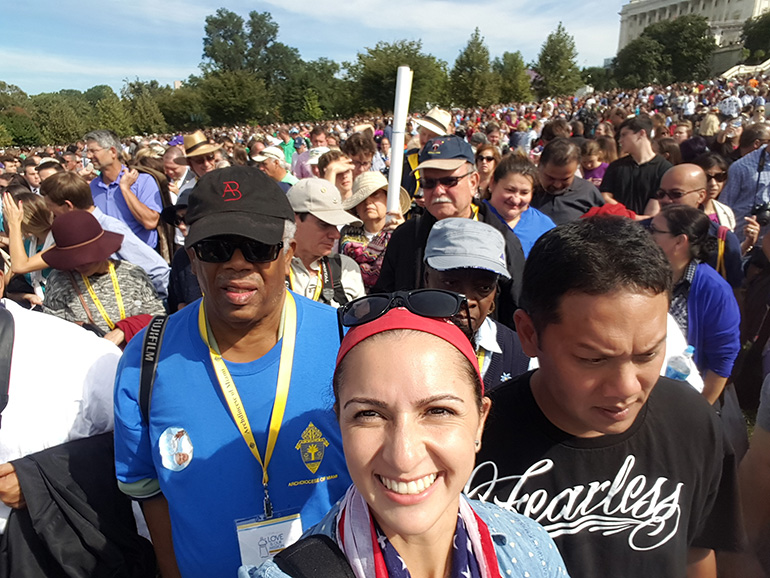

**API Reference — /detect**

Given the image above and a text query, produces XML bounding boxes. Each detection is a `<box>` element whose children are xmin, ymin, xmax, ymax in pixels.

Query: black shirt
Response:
<box><xmin>530</xmin><ymin>177</ymin><xmax>604</xmax><ymax>225</ymax></box>
<box><xmin>600</xmin><ymin>154</ymin><xmax>672</xmax><ymax>214</ymax></box>
<box><xmin>469</xmin><ymin>371</ymin><xmax>744</xmax><ymax>578</ymax></box>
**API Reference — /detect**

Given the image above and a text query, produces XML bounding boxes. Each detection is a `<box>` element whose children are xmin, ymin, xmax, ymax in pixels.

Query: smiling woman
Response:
<box><xmin>241</xmin><ymin>305</ymin><xmax>569</xmax><ymax>578</ymax></box>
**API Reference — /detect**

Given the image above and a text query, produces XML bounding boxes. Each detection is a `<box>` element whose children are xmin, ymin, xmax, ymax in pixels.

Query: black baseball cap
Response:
<box><xmin>184</xmin><ymin>166</ymin><xmax>295</xmax><ymax>248</ymax></box>
<box><xmin>413</xmin><ymin>134</ymin><xmax>475</xmax><ymax>173</ymax></box>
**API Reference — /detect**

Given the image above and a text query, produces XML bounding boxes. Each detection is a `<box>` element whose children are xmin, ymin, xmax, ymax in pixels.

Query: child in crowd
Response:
<box><xmin>580</xmin><ymin>139</ymin><xmax>609</xmax><ymax>186</ymax></box>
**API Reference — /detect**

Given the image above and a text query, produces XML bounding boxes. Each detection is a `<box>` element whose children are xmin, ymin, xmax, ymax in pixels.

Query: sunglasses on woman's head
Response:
<box><xmin>337</xmin><ymin>289</ymin><xmax>470</xmax><ymax>341</ymax></box>
<box><xmin>192</xmin><ymin>236</ymin><xmax>283</xmax><ymax>263</ymax></box>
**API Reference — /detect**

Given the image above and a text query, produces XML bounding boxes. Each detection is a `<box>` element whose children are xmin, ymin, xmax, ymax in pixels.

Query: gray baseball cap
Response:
<box><xmin>424</xmin><ymin>218</ymin><xmax>510</xmax><ymax>279</ymax></box>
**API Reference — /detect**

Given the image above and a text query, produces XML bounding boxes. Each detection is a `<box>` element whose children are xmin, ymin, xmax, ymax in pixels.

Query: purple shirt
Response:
<box><xmin>90</xmin><ymin>167</ymin><xmax>162</xmax><ymax>248</ymax></box>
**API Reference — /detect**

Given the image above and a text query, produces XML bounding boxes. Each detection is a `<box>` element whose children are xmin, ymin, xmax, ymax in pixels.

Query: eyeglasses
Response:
<box><xmin>337</xmin><ymin>289</ymin><xmax>469</xmax><ymax>341</ymax></box>
<box><xmin>190</xmin><ymin>154</ymin><xmax>216</xmax><ymax>164</ymax></box>
<box><xmin>648</xmin><ymin>223</ymin><xmax>673</xmax><ymax>235</ymax></box>
<box><xmin>706</xmin><ymin>172</ymin><xmax>727</xmax><ymax>183</ymax></box>
<box><xmin>192</xmin><ymin>236</ymin><xmax>283</xmax><ymax>263</ymax></box>
<box><xmin>655</xmin><ymin>188</ymin><xmax>702</xmax><ymax>200</ymax></box>
<box><xmin>352</xmin><ymin>159</ymin><xmax>372</xmax><ymax>170</ymax></box>
<box><xmin>476</xmin><ymin>156</ymin><xmax>496</xmax><ymax>163</ymax></box>
<box><xmin>421</xmin><ymin>171</ymin><xmax>475</xmax><ymax>190</ymax></box>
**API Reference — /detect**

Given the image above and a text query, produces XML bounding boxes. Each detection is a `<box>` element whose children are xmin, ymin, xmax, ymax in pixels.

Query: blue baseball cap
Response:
<box><xmin>294</xmin><ymin>136</ymin><xmax>306</xmax><ymax>148</ymax></box>
<box><xmin>414</xmin><ymin>134</ymin><xmax>475</xmax><ymax>173</ymax></box>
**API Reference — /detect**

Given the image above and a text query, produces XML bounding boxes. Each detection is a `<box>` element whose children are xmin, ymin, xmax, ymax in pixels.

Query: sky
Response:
<box><xmin>2</xmin><ymin>0</ymin><xmax>628</xmax><ymax>96</ymax></box>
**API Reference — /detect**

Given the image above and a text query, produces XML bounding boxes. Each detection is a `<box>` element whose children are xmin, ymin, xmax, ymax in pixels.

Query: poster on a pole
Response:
<box><xmin>386</xmin><ymin>66</ymin><xmax>413</xmax><ymax>219</ymax></box>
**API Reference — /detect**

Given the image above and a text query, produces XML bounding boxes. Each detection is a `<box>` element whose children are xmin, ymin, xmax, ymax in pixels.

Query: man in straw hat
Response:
<box><xmin>113</xmin><ymin>166</ymin><xmax>351</xmax><ymax>578</ymax></box>
<box><xmin>174</xmin><ymin>130</ymin><xmax>222</xmax><ymax>197</ymax></box>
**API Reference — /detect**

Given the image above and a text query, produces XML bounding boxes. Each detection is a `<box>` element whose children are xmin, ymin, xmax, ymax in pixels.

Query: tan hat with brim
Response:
<box><xmin>413</xmin><ymin>107</ymin><xmax>452</xmax><ymax>136</ymax></box>
<box><xmin>344</xmin><ymin>172</ymin><xmax>411</xmax><ymax>215</ymax></box>
<box><xmin>175</xmin><ymin>130</ymin><xmax>222</xmax><ymax>165</ymax></box>
<box><xmin>287</xmin><ymin>178</ymin><xmax>362</xmax><ymax>227</ymax></box>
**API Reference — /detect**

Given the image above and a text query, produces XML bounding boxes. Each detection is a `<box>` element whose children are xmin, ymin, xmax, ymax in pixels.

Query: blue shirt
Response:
<box><xmin>484</xmin><ymin>200</ymin><xmax>556</xmax><ymax>258</ymax></box>
<box><xmin>90</xmin><ymin>167</ymin><xmax>162</xmax><ymax>248</ymax></box>
<box><xmin>92</xmin><ymin>207</ymin><xmax>170</xmax><ymax>298</ymax></box>
<box><xmin>114</xmin><ymin>294</ymin><xmax>352</xmax><ymax>578</ymax></box>
<box><xmin>719</xmin><ymin>144</ymin><xmax>770</xmax><ymax>243</ymax></box>
<box><xmin>241</xmin><ymin>498</ymin><xmax>570</xmax><ymax>578</ymax></box>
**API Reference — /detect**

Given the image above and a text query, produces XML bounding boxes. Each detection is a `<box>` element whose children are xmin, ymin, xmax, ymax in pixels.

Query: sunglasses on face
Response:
<box><xmin>337</xmin><ymin>289</ymin><xmax>469</xmax><ymax>341</ymax></box>
<box><xmin>192</xmin><ymin>236</ymin><xmax>283</xmax><ymax>263</ymax></box>
<box><xmin>655</xmin><ymin>188</ymin><xmax>702</xmax><ymax>200</ymax></box>
<box><xmin>706</xmin><ymin>172</ymin><xmax>727</xmax><ymax>183</ymax></box>
<box><xmin>190</xmin><ymin>154</ymin><xmax>216</xmax><ymax>164</ymax></box>
<box><xmin>476</xmin><ymin>156</ymin><xmax>495</xmax><ymax>163</ymax></box>
<box><xmin>421</xmin><ymin>171</ymin><xmax>475</xmax><ymax>190</ymax></box>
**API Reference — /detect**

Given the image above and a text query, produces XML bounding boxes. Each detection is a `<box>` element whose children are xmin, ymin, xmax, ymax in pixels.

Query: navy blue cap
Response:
<box><xmin>413</xmin><ymin>134</ymin><xmax>475</xmax><ymax>173</ymax></box>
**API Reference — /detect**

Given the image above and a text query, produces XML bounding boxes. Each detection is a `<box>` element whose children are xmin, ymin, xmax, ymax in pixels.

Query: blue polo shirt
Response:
<box><xmin>90</xmin><ymin>167</ymin><xmax>162</xmax><ymax>248</ymax></box>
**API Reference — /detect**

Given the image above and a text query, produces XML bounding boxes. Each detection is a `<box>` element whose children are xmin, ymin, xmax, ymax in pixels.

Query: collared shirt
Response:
<box><xmin>474</xmin><ymin>317</ymin><xmax>502</xmax><ymax>380</ymax></box>
<box><xmin>281</xmin><ymin>172</ymin><xmax>298</xmax><ymax>186</ymax></box>
<box><xmin>719</xmin><ymin>144</ymin><xmax>770</xmax><ymax>243</ymax></box>
<box><xmin>92</xmin><ymin>207</ymin><xmax>170</xmax><ymax>298</ymax></box>
<box><xmin>289</xmin><ymin>256</ymin><xmax>365</xmax><ymax>308</ymax></box>
<box><xmin>671</xmin><ymin>260</ymin><xmax>698</xmax><ymax>337</ymax></box>
<box><xmin>90</xmin><ymin>167</ymin><xmax>162</xmax><ymax>248</ymax></box>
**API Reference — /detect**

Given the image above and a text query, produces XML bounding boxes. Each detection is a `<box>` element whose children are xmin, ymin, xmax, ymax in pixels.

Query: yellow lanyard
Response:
<box><xmin>197</xmin><ymin>291</ymin><xmax>297</xmax><ymax>517</ymax></box>
<box><xmin>288</xmin><ymin>264</ymin><xmax>323</xmax><ymax>301</ymax></box>
<box><xmin>81</xmin><ymin>261</ymin><xmax>125</xmax><ymax>330</ymax></box>
<box><xmin>470</xmin><ymin>203</ymin><xmax>480</xmax><ymax>222</ymax></box>
<box><xmin>476</xmin><ymin>348</ymin><xmax>486</xmax><ymax>370</ymax></box>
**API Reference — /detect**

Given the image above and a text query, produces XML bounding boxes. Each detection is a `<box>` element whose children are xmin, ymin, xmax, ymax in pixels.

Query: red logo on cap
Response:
<box><xmin>222</xmin><ymin>181</ymin><xmax>241</xmax><ymax>202</ymax></box>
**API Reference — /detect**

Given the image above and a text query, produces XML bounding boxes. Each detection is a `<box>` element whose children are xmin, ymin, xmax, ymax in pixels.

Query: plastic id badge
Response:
<box><xmin>236</xmin><ymin>513</ymin><xmax>303</xmax><ymax>565</ymax></box>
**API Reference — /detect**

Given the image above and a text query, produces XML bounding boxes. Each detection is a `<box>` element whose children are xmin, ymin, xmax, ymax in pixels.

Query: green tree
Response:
<box><xmin>95</xmin><ymin>93</ymin><xmax>132</xmax><ymax>136</ymax></box>
<box><xmin>742</xmin><ymin>12</ymin><xmax>770</xmax><ymax>64</ymax></box>
<box><xmin>121</xmin><ymin>79</ymin><xmax>167</xmax><ymax>134</ymax></box>
<box><xmin>346</xmin><ymin>40</ymin><xmax>449</xmax><ymax>113</ymax></box>
<box><xmin>156</xmin><ymin>84</ymin><xmax>210</xmax><ymax>131</ymax></box>
<box><xmin>493</xmin><ymin>51</ymin><xmax>532</xmax><ymax>103</ymax></box>
<box><xmin>197</xmin><ymin>70</ymin><xmax>271</xmax><ymax>126</ymax></box>
<box><xmin>0</xmin><ymin>108</ymin><xmax>42</xmax><ymax>146</ymax></box>
<box><xmin>532</xmin><ymin>22</ymin><xmax>582</xmax><ymax>99</ymax></box>
<box><xmin>581</xmin><ymin>66</ymin><xmax>616</xmax><ymax>92</ymax></box>
<box><xmin>613</xmin><ymin>36</ymin><xmax>670</xmax><ymax>87</ymax></box>
<box><xmin>84</xmin><ymin>85</ymin><xmax>118</xmax><ymax>107</ymax></box>
<box><xmin>0</xmin><ymin>81</ymin><xmax>28</xmax><ymax>112</ymax></box>
<box><xmin>30</xmin><ymin>93</ymin><xmax>84</xmax><ymax>143</ymax></box>
<box><xmin>202</xmin><ymin>8</ymin><xmax>249</xmax><ymax>72</ymax></box>
<box><xmin>644</xmin><ymin>15</ymin><xmax>714</xmax><ymax>81</ymax></box>
<box><xmin>302</xmin><ymin>88</ymin><xmax>324</xmax><ymax>121</ymax></box>
<box><xmin>0</xmin><ymin>124</ymin><xmax>11</xmax><ymax>147</ymax></box>
<box><xmin>450</xmin><ymin>28</ymin><xmax>499</xmax><ymax>107</ymax></box>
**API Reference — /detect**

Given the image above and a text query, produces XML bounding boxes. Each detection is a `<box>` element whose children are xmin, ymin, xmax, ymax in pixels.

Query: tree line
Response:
<box><xmin>1</xmin><ymin>7</ymin><xmax>767</xmax><ymax>146</ymax></box>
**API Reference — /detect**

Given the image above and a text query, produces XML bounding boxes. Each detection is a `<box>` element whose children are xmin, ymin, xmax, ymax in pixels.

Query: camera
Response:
<box><xmin>750</xmin><ymin>202</ymin><xmax>770</xmax><ymax>227</ymax></box>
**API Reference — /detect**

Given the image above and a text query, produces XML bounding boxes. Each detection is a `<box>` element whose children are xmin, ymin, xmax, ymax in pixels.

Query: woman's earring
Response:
<box><xmin>474</xmin><ymin>440</ymin><xmax>480</xmax><ymax>448</ymax></box>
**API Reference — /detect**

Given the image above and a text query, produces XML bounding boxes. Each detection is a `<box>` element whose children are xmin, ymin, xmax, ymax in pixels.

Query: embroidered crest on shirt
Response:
<box><xmin>295</xmin><ymin>422</ymin><xmax>329</xmax><ymax>473</ymax></box>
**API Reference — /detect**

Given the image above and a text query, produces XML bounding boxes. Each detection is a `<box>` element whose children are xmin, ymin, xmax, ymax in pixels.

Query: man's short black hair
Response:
<box><xmin>619</xmin><ymin>115</ymin><xmax>653</xmax><ymax>139</ymax></box>
<box><xmin>539</xmin><ymin>137</ymin><xmax>580</xmax><ymax>167</ymax></box>
<box><xmin>520</xmin><ymin>217</ymin><xmax>672</xmax><ymax>333</ymax></box>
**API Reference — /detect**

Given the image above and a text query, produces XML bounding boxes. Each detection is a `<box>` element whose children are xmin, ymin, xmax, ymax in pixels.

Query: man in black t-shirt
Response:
<box><xmin>468</xmin><ymin>217</ymin><xmax>743</xmax><ymax>578</ymax></box>
<box><xmin>529</xmin><ymin>138</ymin><xmax>604</xmax><ymax>225</ymax></box>
<box><xmin>600</xmin><ymin>115</ymin><xmax>672</xmax><ymax>215</ymax></box>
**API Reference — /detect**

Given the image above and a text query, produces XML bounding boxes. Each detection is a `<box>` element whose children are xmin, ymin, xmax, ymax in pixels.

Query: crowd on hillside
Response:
<box><xmin>0</xmin><ymin>70</ymin><xmax>768</xmax><ymax>577</ymax></box>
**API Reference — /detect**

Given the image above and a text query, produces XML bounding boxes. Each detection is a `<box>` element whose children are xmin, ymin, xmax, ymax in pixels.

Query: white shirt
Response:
<box><xmin>474</xmin><ymin>317</ymin><xmax>502</xmax><ymax>379</ymax></box>
<box><xmin>289</xmin><ymin>255</ymin><xmax>365</xmax><ymax>308</ymax></box>
<box><xmin>0</xmin><ymin>300</ymin><xmax>121</xmax><ymax>531</ymax></box>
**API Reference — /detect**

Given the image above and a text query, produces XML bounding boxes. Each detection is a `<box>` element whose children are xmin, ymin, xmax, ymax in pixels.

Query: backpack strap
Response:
<box><xmin>0</xmin><ymin>306</ymin><xmax>14</xmax><ymax>430</ymax></box>
<box><xmin>273</xmin><ymin>535</ymin><xmax>355</xmax><ymax>578</ymax></box>
<box><xmin>139</xmin><ymin>315</ymin><xmax>169</xmax><ymax>425</ymax></box>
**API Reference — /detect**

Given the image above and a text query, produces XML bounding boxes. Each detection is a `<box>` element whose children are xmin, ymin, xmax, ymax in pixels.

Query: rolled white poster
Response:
<box><xmin>386</xmin><ymin>66</ymin><xmax>413</xmax><ymax>217</ymax></box>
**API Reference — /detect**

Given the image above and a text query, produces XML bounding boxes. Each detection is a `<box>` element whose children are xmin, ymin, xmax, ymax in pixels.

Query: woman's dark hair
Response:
<box><xmin>521</xmin><ymin>217</ymin><xmax>672</xmax><ymax>333</ymax></box>
<box><xmin>679</xmin><ymin>136</ymin><xmax>708</xmax><ymax>163</ymax></box>
<box><xmin>332</xmin><ymin>329</ymin><xmax>484</xmax><ymax>417</ymax></box>
<box><xmin>693</xmin><ymin>152</ymin><xmax>728</xmax><ymax>173</ymax></box>
<box><xmin>484</xmin><ymin>150</ymin><xmax>539</xmax><ymax>201</ymax></box>
<box><xmin>659</xmin><ymin>205</ymin><xmax>717</xmax><ymax>262</ymax></box>
<box><xmin>596</xmin><ymin>136</ymin><xmax>618</xmax><ymax>163</ymax></box>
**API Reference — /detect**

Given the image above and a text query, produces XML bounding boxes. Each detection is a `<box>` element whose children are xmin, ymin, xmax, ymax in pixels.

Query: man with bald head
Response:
<box><xmin>655</xmin><ymin>164</ymin><xmax>743</xmax><ymax>288</ymax></box>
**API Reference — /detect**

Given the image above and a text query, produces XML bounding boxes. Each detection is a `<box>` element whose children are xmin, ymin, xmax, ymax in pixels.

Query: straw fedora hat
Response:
<box><xmin>174</xmin><ymin>130</ymin><xmax>222</xmax><ymax>165</ymax></box>
<box><xmin>344</xmin><ymin>172</ymin><xmax>411</xmax><ymax>216</ymax></box>
<box><xmin>413</xmin><ymin>107</ymin><xmax>452</xmax><ymax>137</ymax></box>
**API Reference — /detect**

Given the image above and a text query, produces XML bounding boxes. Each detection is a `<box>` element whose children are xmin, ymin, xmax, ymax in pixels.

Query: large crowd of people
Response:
<box><xmin>0</xmin><ymin>71</ymin><xmax>769</xmax><ymax>577</ymax></box>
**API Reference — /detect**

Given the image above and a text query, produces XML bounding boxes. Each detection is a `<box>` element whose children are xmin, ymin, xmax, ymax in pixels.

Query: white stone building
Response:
<box><xmin>618</xmin><ymin>0</ymin><xmax>770</xmax><ymax>51</ymax></box>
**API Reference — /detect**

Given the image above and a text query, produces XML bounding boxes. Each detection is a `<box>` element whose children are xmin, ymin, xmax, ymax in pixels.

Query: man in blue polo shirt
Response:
<box><xmin>113</xmin><ymin>166</ymin><xmax>351</xmax><ymax>578</ymax></box>
<box><xmin>85</xmin><ymin>129</ymin><xmax>162</xmax><ymax>248</ymax></box>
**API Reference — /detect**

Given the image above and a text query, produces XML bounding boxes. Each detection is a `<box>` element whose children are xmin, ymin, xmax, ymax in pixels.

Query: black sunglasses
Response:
<box><xmin>476</xmin><ymin>155</ymin><xmax>496</xmax><ymax>163</ymax></box>
<box><xmin>337</xmin><ymin>289</ymin><xmax>470</xmax><ymax>341</ymax></box>
<box><xmin>654</xmin><ymin>188</ymin><xmax>701</xmax><ymax>201</ymax></box>
<box><xmin>706</xmin><ymin>172</ymin><xmax>727</xmax><ymax>183</ymax></box>
<box><xmin>192</xmin><ymin>236</ymin><xmax>283</xmax><ymax>264</ymax></box>
<box><xmin>420</xmin><ymin>171</ymin><xmax>475</xmax><ymax>190</ymax></box>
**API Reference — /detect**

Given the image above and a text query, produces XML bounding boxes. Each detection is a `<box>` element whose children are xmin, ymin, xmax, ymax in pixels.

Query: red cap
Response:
<box><xmin>336</xmin><ymin>308</ymin><xmax>483</xmax><ymax>393</ymax></box>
